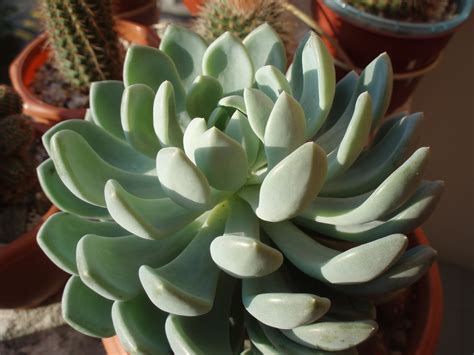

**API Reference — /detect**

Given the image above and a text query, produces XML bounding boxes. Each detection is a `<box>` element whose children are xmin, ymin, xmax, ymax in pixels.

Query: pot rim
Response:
<box><xmin>320</xmin><ymin>0</ymin><xmax>472</xmax><ymax>37</ymax></box>
<box><xmin>9</xmin><ymin>19</ymin><xmax>160</xmax><ymax>123</ymax></box>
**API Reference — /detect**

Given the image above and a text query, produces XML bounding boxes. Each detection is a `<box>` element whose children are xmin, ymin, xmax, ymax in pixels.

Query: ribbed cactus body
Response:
<box><xmin>0</xmin><ymin>85</ymin><xmax>23</xmax><ymax>119</ymax></box>
<box><xmin>0</xmin><ymin>156</ymin><xmax>36</xmax><ymax>204</ymax></box>
<box><xmin>42</xmin><ymin>0</ymin><xmax>123</xmax><ymax>89</ymax></box>
<box><xmin>0</xmin><ymin>114</ymin><xmax>34</xmax><ymax>156</ymax></box>
<box><xmin>347</xmin><ymin>0</ymin><xmax>452</xmax><ymax>21</ymax></box>
<box><xmin>193</xmin><ymin>0</ymin><xmax>293</xmax><ymax>50</ymax></box>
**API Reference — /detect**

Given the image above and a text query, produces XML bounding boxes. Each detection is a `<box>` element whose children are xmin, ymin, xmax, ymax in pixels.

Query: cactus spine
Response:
<box><xmin>42</xmin><ymin>0</ymin><xmax>123</xmax><ymax>89</ymax></box>
<box><xmin>346</xmin><ymin>0</ymin><xmax>453</xmax><ymax>22</ymax></box>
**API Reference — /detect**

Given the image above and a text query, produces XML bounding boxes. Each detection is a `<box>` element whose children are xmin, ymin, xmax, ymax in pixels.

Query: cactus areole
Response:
<box><xmin>37</xmin><ymin>24</ymin><xmax>443</xmax><ymax>353</ymax></box>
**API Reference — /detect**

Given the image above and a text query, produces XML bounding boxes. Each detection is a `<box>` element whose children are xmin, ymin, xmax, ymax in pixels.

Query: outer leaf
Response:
<box><xmin>243</xmin><ymin>23</ymin><xmax>286</xmax><ymax>72</ymax></box>
<box><xmin>90</xmin><ymin>81</ymin><xmax>125</xmax><ymax>140</ymax></box>
<box><xmin>62</xmin><ymin>276</ymin><xmax>115</xmax><ymax>338</ymax></box>
<box><xmin>183</xmin><ymin>117</ymin><xmax>207</xmax><ymax>163</ymax></box>
<box><xmin>160</xmin><ymin>24</ymin><xmax>208</xmax><ymax>90</ymax></box>
<box><xmin>244</xmin><ymin>88</ymin><xmax>273</xmax><ymax>142</ymax></box>
<box><xmin>121</xmin><ymin>84</ymin><xmax>161</xmax><ymax>158</ymax></box>
<box><xmin>255</xmin><ymin>65</ymin><xmax>292</xmax><ymax>102</ymax></box>
<box><xmin>202</xmin><ymin>32</ymin><xmax>254</xmax><ymax>95</ymax></box>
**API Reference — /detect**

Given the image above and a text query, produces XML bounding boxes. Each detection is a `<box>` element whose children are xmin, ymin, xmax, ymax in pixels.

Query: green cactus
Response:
<box><xmin>42</xmin><ymin>0</ymin><xmax>123</xmax><ymax>89</ymax></box>
<box><xmin>0</xmin><ymin>84</ymin><xmax>23</xmax><ymax>119</ymax></box>
<box><xmin>193</xmin><ymin>0</ymin><xmax>294</xmax><ymax>53</ymax></box>
<box><xmin>346</xmin><ymin>0</ymin><xmax>453</xmax><ymax>22</ymax></box>
<box><xmin>37</xmin><ymin>24</ymin><xmax>442</xmax><ymax>353</ymax></box>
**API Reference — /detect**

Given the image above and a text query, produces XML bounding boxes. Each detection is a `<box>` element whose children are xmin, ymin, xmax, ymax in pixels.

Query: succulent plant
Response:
<box><xmin>193</xmin><ymin>0</ymin><xmax>293</xmax><ymax>52</ymax></box>
<box><xmin>37</xmin><ymin>23</ymin><xmax>443</xmax><ymax>353</ymax></box>
<box><xmin>345</xmin><ymin>0</ymin><xmax>454</xmax><ymax>22</ymax></box>
<box><xmin>41</xmin><ymin>0</ymin><xmax>122</xmax><ymax>89</ymax></box>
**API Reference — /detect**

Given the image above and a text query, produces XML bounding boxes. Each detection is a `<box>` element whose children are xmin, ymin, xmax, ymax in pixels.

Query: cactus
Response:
<box><xmin>0</xmin><ymin>84</ymin><xmax>23</xmax><ymax>119</ymax></box>
<box><xmin>193</xmin><ymin>0</ymin><xmax>294</xmax><ymax>52</ymax></box>
<box><xmin>37</xmin><ymin>24</ymin><xmax>443</xmax><ymax>353</ymax></box>
<box><xmin>41</xmin><ymin>0</ymin><xmax>123</xmax><ymax>89</ymax></box>
<box><xmin>346</xmin><ymin>0</ymin><xmax>453</xmax><ymax>22</ymax></box>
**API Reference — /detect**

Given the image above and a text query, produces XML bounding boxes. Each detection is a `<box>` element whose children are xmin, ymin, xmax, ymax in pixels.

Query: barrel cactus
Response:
<box><xmin>37</xmin><ymin>23</ymin><xmax>442</xmax><ymax>353</ymax></box>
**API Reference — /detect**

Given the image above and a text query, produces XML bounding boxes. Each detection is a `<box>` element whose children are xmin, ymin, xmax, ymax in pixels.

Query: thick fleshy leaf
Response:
<box><xmin>37</xmin><ymin>212</ymin><xmax>126</xmax><ymax>274</ymax></box>
<box><xmin>243</xmin><ymin>23</ymin><xmax>286</xmax><ymax>72</ymax></box>
<box><xmin>139</xmin><ymin>205</ymin><xmax>227</xmax><ymax>316</ymax></box>
<box><xmin>156</xmin><ymin>147</ymin><xmax>211</xmax><ymax>210</ymax></box>
<box><xmin>218</xmin><ymin>95</ymin><xmax>247</xmax><ymax>114</ymax></box>
<box><xmin>255</xmin><ymin>65</ymin><xmax>292</xmax><ymax>102</ymax></box>
<box><xmin>202</xmin><ymin>32</ymin><xmax>254</xmax><ymax>95</ymax></box>
<box><xmin>160</xmin><ymin>24</ymin><xmax>208</xmax><ymax>90</ymax></box>
<box><xmin>90</xmin><ymin>81</ymin><xmax>125</xmax><ymax>140</ymax></box>
<box><xmin>42</xmin><ymin>119</ymin><xmax>155</xmax><ymax>174</ymax></box>
<box><xmin>112</xmin><ymin>294</ymin><xmax>171</xmax><ymax>354</ymax></box>
<box><xmin>257</xmin><ymin>143</ymin><xmax>327</xmax><ymax>222</ymax></box>
<box><xmin>207</xmin><ymin>107</ymin><xmax>231</xmax><ymax>130</ymax></box>
<box><xmin>356</xmin><ymin>53</ymin><xmax>393</xmax><ymax>128</ymax></box>
<box><xmin>153</xmin><ymin>81</ymin><xmax>184</xmax><ymax>148</ymax></box>
<box><xmin>211</xmin><ymin>198</ymin><xmax>283</xmax><ymax>278</ymax></box>
<box><xmin>165</xmin><ymin>275</ymin><xmax>235</xmax><ymax>354</ymax></box>
<box><xmin>49</xmin><ymin>130</ymin><xmax>165</xmax><ymax>207</ymax></box>
<box><xmin>124</xmin><ymin>45</ymin><xmax>186</xmax><ymax>111</ymax></box>
<box><xmin>336</xmin><ymin>245</ymin><xmax>437</xmax><ymax>296</ymax></box>
<box><xmin>321</xmin><ymin>113</ymin><xmax>423</xmax><ymax>197</ymax></box>
<box><xmin>263</xmin><ymin>221</ymin><xmax>408</xmax><ymax>284</ymax></box>
<box><xmin>121</xmin><ymin>84</ymin><xmax>161</xmax><ymax>158</ymax></box>
<box><xmin>37</xmin><ymin>159</ymin><xmax>110</xmax><ymax>218</ymax></box>
<box><xmin>62</xmin><ymin>276</ymin><xmax>114</xmax><ymax>338</ymax></box>
<box><xmin>242</xmin><ymin>267</ymin><xmax>330</xmax><ymax>329</ymax></box>
<box><xmin>183</xmin><ymin>117</ymin><xmax>207</xmax><ymax>163</ymax></box>
<box><xmin>288</xmin><ymin>32</ymin><xmax>309</xmax><ymax>101</ymax></box>
<box><xmin>104</xmin><ymin>180</ymin><xmax>200</xmax><ymax>240</ymax></box>
<box><xmin>224</xmin><ymin>111</ymin><xmax>259</xmax><ymax>167</ymax></box>
<box><xmin>194</xmin><ymin>128</ymin><xmax>248</xmax><ymax>191</ymax></box>
<box><xmin>318</xmin><ymin>71</ymin><xmax>358</xmax><ymax>136</ymax></box>
<box><xmin>325</xmin><ymin>92</ymin><xmax>372</xmax><ymax>180</ymax></box>
<box><xmin>298</xmin><ymin>33</ymin><xmax>336</xmax><ymax>139</ymax></box>
<box><xmin>301</xmin><ymin>148</ymin><xmax>430</xmax><ymax>225</ymax></box>
<box><xmin>297</xmin><ymin>180</ymin><xmax>444</xmax><ymax>243</ymax></box>
<box><xmin>264</xmin><ymin>92</ymin><xmax>306</xmax><ymax>169</ymax></box>
<box><xmin>282</xmin><ymin>320</ymin><xmax>377</xmax><ymax>351</ymax></box>
<box><xmin>76</xmin><ymin>227</ymin><xmax>195</xmax><ymax>300</ymax></box>
<box><xmin>244</xmin><ymin>88</ymin><xmax>273</xmax><ymax>142</ymax></box>
<box><xmin>186</xmin><ymin>75</ymin><xmax>223</xmax><ymax>120</ymax></box>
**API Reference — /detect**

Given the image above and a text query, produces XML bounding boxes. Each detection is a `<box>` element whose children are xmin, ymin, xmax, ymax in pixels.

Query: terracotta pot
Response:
<box><xmin>113</xmin><ymin>0</ymin><xmax>160</xmax><ymax>26</ymax></box>
<box><xmin>0</xmin><ymin>205</ymin><xmax>67</xmax><ymax>309</ymax></box>
<box><xmin>183</xmin><ymin>0</ymin><xmax>203</xmax><ymax>15</ymax></box>
<box><xmin>313</xmin><ymin>0</ymin><xmax>472</xmax><ymax>112</ymax></box>
<box><xmin>9</xmin><ymin>20</ymin><xmax>160</xmax><ymax>126</ymax></box>
<box><xmin>102</xmin><ymin>228</ymin><xmax>442</xmax><ymax>355</ymax></box>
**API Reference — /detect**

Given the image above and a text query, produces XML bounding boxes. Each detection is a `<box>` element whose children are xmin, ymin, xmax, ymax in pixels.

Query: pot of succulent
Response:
<box><xmin>313</xmin><ymin>0</ymin><xmax>473</xmax><ymax>112</ymax></box>
<box><xmin>0</xmin><ymin>85</ymin><xmax>68</xmax><ymax>309</ymax></box>
<box><xmin>9</xmin><ymin>0</ymin><xmax>160</xmax><ymax>127</ymax></box>
<box><xmin>37</xmin><ymin>23</ymin><xmax>444</xmax><ymax>354</ymax></box>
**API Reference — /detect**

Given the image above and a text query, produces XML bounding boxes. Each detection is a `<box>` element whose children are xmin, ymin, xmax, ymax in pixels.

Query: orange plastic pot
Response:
<box><xmin>0</xmin><ymin>205</ymin><xmax>67</xmax><ymax>309</ymax></box>
<box><xmin>102</xmin><ymin>228</ymin><xmax>442</xmax><ymax>355</ymax></box>
<box><xmin>312</xmin><ymin>0</ymin><xmax>471</xmax><ymax>112</ymax></box>
<box><xmin>9</xmin><ymin>20</ymin><xmax>160</xmax><ymax>126</ymax></box>
<box><xmin>113</xmin><ymin>0</ymin><xmax>160</xmax><ymax>26</ymax></box>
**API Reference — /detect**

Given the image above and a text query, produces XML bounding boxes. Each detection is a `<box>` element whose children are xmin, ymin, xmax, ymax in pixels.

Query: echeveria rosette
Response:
<box><xmin>37</xmin><ymin>23</ymin><xmax>442</xmax><ymax>354</ymax></box>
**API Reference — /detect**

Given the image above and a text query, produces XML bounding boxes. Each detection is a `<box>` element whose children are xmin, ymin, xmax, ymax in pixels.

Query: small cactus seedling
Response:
<box><xmin>37</xmin><ymin>24</ymin><xmax>443</xmax><ymax>353</ymax></box>
<box><xmin>346</xmin><ymin>0</ymin><xmax>454</xmax><ymax>22</ymax></box>
<box><xmin>41</xmin><ymin>0</ymin><xmax>123</xmax><ymax>89</ymax></box>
